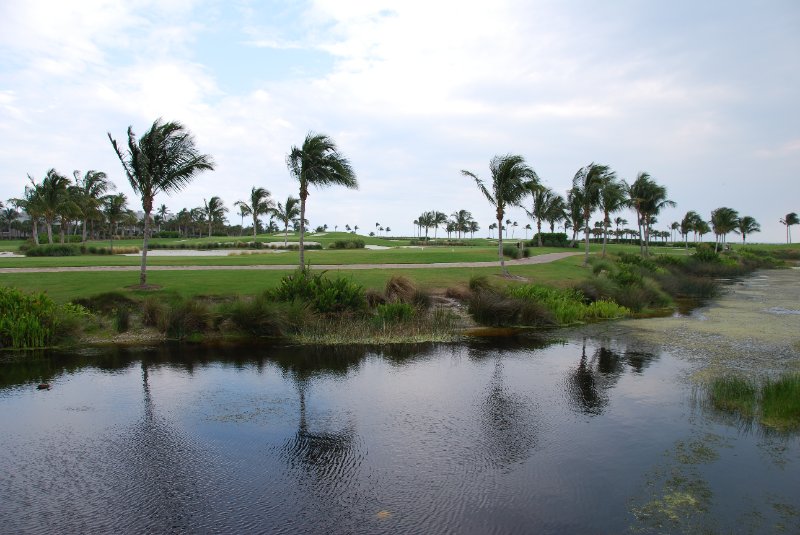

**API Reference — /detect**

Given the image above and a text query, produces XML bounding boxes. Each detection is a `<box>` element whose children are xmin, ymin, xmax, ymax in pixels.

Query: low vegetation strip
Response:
<box><xmin>707</xmin><ymin>374</ymin><xmax>800</xmax><ymax>430</ymax></box>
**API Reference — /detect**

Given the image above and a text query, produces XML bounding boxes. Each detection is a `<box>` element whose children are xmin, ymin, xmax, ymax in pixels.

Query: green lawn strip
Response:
<box><xmin>0</xmin><ymin>245</ymin><xmax>581</xmax><ymax>268</ymax></box>
<box><xmin>0</xmin><ymin>256</ymin><xmax>589</xmax><ymax>303</ymax></box>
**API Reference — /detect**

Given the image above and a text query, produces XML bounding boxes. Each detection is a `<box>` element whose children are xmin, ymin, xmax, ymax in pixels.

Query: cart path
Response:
<box><xmin>0</xmin><ymin>251</ymin><xmax>582</xmax><ymax>273</ymax></box>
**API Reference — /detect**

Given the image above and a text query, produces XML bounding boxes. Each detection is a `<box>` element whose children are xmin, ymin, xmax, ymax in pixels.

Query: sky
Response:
<box><xmin>1</xmin><ymin>0</ymin><xmax>798</xmax><ymax>242</ymax></box>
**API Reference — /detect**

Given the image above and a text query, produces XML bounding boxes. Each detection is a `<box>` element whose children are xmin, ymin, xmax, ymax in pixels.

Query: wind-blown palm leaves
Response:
<box><xmin>273</xmin><ymin>196</ymin><xmax>301</xmax><ymax>246</ymax></box>
<box><xmin>710</xmin><ymin>207</ymin><xmax>740</xmax><ymax>252</ymax></box>
<box><xmin>463</xmin><ymin>154</ymin><xmax>539</xmax><ymax>274</ymax></box>
<box><xmin>109</xmin><ymin>118</ymin><xmax>214</xmax><ymax>287</ymax></box>
<box><xmin>625</xmin><ymin>172</ymin><xmax>675</xmax><ymax>256</ymax></box>
<box><xmin>527</xmin><ymin>185</ymin><xmax>558</xmax><ymax>247</ymax></box>
<box><xmin>27</xmin><ymin>169</ymin><xmax>74</xmax><ymax>244</ymax></box>
<box><xmin>73</xmin><ymin>170</ymin><xmax>112</xmax><ymax>242</ymax></box>
<box><xmin>103</xmin><ymin>193</ymin><xmax>128</xmax><ymax>253</ymax></box>
<box><xmin>203</xmin><ymin>196</ymin><xmax>227</xmax><ymax>237</ymax></box>
<box><xmin>572</xmin><ymin>163</ymin><xmax>614</xmax><ymax>265</ymax></box>
<box><xmin>287</xmin><ymin>132</ymin><xmax>357</xmax><ymax>267</ymax></box>
<box><xmin>680</xmin><ymin>211</ymin><xmax>703</xmax><ymax>249</ymax></box>
<box><xmin>736</xmin><ymin>216</ymin><xmax>760</xmax><ymax>244</ymax></box>
<box><xmin>597</xmin><ymin>175</ymin><xmax>626</xmax><ymax>257</ymax></box>
<box><xmin>234</xmin><ymin>186</ymin><xmax>274</xmax><ymax>239</ymax></box>
<box><xmin>779</xmin><ymin>212</ymin><xmax>799</xmax><ymax>244</ymax></box>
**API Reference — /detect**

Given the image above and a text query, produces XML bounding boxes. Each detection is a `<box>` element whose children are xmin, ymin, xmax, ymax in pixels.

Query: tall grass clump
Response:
<box><xmin>0</xmin><ymin>286</ymin><xmax>90</xmax><ymax>348</ymax></box>
<box><xmin>761</xmin><ymin>374</ymin><xmax>800</xmax><ymax>430</ymax></box>
<box><xmin>329</xmin><ymin>238</ymin><xmax>365</xmax><ymax>249</ymax></box>
<box><xmin>24</xmin><ymin>244</ymin><xmax>82</xmax><ymax>257</ymax></box>
<box><xmin>217</xmin><ymin>292</ymin><xmax>290</xmax><ymax>337</ymax></box>
<box><xmin>156</xmin><ymin>298</ymin><xmax>213</xmax><ymax>340</ymax></box>
<box><xmin>468</xmin><ymin>289</ymin><xmax>555</xmax><ymax>327</ymax></box>
<box><xmin>708</xmin><ymin>376</ymin><xmax>757</xmax><ymax>416</ymax></box>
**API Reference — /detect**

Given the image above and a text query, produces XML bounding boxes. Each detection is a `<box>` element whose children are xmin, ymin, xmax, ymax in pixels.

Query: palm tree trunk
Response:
<box><xmin>46</xmin><ymin>220</ymin><xmax>53</xmax><ymax>244</ymax></box>
<box><xmin>32</xmin><ymin>219</ymin><xmax>40</xmax><ymax>245</ymax></box>
<box><xmin>252</xmin><ymin>214</ymin><xmax>258</xmax><ymax>239</ymax></box>
<box><xmin>298</xmin><ymin>194</ymin><xmax>307</xmax><ymax>267</ymax></box>
<box><xmin>284</xmin><ymin>221</ymin><xmax>289</xmax><ymax>246</ymax></box>
<box><xmin>140</xmin><ymin>211</ymin><xmax>151</xmax><ymax>286</ymax></box>
<box><xmin>583</xmin><ymin>210</ymin><xmax>591</xmax><ymax>266</ymax></box>
<box><xmin>537</xmin><ymin>219</ymin><xmax>543</xmax><ymax>247</ymax></box>
<box><xmin>497</xmin><ymin>214</ymin><xmax>506</xmax><ymax>275</ymax></box>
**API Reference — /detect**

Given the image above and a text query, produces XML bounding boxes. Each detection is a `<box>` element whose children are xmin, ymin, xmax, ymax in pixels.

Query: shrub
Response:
<box><xmin>141</xmin><ymin>297</ymin><xmax>165</xmax><ymax>327</ymax></box>
<box><xmin>469</xmin><ymin>275</ymin><xmax>492</xmax><ymax>292</ymax></box>
<box><xmin>329</xmin><ymin>238</ymin><xmax>365</xmax><ymax>249</ymax></box>
<box><xmin>529</xmin><ymin>232</ymin><xmax>569</xmax><ymax>247</ymax></box>
<box><xmin>270</xmin><ymin>268</ymin><xmax>366</xmax><ymax>314</ymax></box>
<box><xmin>25</xmin><ymin>244</ymin><xmax>81</xmax><ymax>257</ymax></box>
<box><xmin>114</xmin><ymin>307</ymin><xmax>131</xmax><ymax>333</ymax></box>
<box><xmin>507</xmin><ymin>284</ymin><xmax>629</xmax><ymax>324</ymax></box>
<box><xmin>502</xmin><ymin>243</ymin><xmax>524</xmax><ymax>259</ymax></box>
<box><xmin>0</xmin><ymin>286</ymin><xmax>90</xmax><ymax>348</ymax></box>
<box><xmin>384</xmin><ymin>275</ymin><xmax>431</xmax><ymax>308</ymax></box>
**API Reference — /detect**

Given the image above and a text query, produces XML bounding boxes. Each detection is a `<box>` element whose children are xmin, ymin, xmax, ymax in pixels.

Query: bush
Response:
<box><xmin>25</xmin><ymin>244</ymin><xmax>81</xmax><ymax>257</ymax></box>
<box><xmin>0</xmin><ymin>286</ymin><xmax>90</xmax><ymax>348</ymax></box>
<box><xmin>329</xmin><ymin>238</ymin><xmax>365</xmax><ymax>249</ymax></box>
<box><xmin>114</xmin><ymin>307</ymin><xmax>131</xmax><ymax>333</ymax></box>
<box><xmin>502</xmin><ymin>243</ymin><xmax>525</xmax><ymax>259</ymax></box>
<box><xmin>270</xmin><ymin>268</ymin><xmax>366</xmax><ymax>314</ymax></box>
<box><xmin>507</xmin><ymin>284</ymin><xmax>629</xmax><ymax>324</ymax></box>
<box><xmin>153</xmin><ymin>231</ymin><xmax>180</xmax><ymax>238</ymax></box>
<box><xmin>157</xmin><ymin>298</ymin><xmax>212</xmax><ymax>340</ymax></box>
<box><xmin>529</xmin><ymin>232</ymin><xmax>569</xmax><ymax>247</ymax></box>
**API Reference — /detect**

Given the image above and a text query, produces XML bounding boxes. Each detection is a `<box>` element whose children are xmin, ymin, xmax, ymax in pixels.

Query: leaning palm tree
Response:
<box><xmin>779</xmin><ymin>212</ymin><xmax>799</xmax><ymax>244</ymax></box>
<box><xmin>573</xmin><ymin>163</ymin><xmax>614</xmax><ymax>264</ymax></box>
<box><xmin>625</xmin><ymin>172</ymin><xmax>675</xmax><ymax>256</ymax></box>
<box><xmin>462</xmin><ymin>154</ymin><xmax>538</xmax><ymax>275</ymax></box>
<box><xmin>527</xmin><ymin>184</ymin><xmax>556</xmax><ymax>247</ymax></box>
<box><xmin>203</xmin><ymin>196</ymin><xmax>227</xmax><ymax>237</ymax></box>
<box><xmin>103</xmin><ymin>193</ymin><xmax>128</xmax><ymax>253</ymax></box>
<box><xmin>736</xmin><ymin>216</ymin><xmax>760</xmax><ymax>244</ymax></box>
<box><xmin>28</xmin><ymin>169</ymin><xmax>71</xmax><ymax>244</ymax></box>
<box><xmin>10</xmin><ymin>185</ymin><xmax>44</xmax><ymax>245</ymax></box>
<box><xmin>234</xmin><ymin>186</ymin><xmax>274</xmax><ymax>239</ymax></box>
<box><xmin>287</xmin><ymin>132</ymin><xmax>357</xmax><ymax>267</ymax></box>
<box><xmin>109</xmin><ymin>118</ymin><xmax>214</xmax><ymax>287</ymax></box>
<box><xmin>566</xmin><ymin>187</ymin><xmax>585</xmax><ymax>246</ymax></box>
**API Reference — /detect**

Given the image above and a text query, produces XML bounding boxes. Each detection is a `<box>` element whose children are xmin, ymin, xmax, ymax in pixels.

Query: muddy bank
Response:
<box><xmin>567</xmin><ymin>267</ymin><xmax>800</xmax><ymax>380</ymax></box>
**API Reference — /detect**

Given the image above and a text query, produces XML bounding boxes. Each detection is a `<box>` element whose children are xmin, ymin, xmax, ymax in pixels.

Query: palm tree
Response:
<box><xmin>597</xmin><ymin>176</ymin><xmax>625</xmax><ymax>257</ymax></box>
<box><xmin>779</xmin><ymin>212</ymin><xmax>799</xmax><ymax>244</ymax></box>
<box><xmin>451</xmin><ymin>209</ymin><xmax>472</xmax><ymax>239</ymax></box>
<box><xmin>57</xmin><ymin>185</ymin><xmax>82</xmax><ymax>243</ymax></box>
<box><xmin>1</xmin><ymin>207</ymin><xmax>19</xmax><ymax>237</ymax></box>
<box><xmin>418</xmin><ymin>211</ymin><xmax>434</xmax><ymax>240</ymax></box>
<box><xmin>625</xmin><ymin>172</ymin><xmax>675</xmax><ymax>256</ymax></box>
<box><xmin>736</xmin><ymin>216</ymin><xmax>760</xmax><ymax>244</ymax></box>
<box><xmin>273</xmin><ymin>196</ymin><xmax>301</xmax><ymax>246</ymax></box>
<box><xmin>544</xmin><ymin>193</ymin><xmax>567</xmax><ymax>233</ymax></box>
<box><xmin>573</xmin><ymin>163</ymin><xmax>613</xmax><ymax>265</ymax></box>
<box><xmin>203</xmin><ymin>196</ymin><xmax>227</xmax><ymax>237</ymax></box>
<box><xmin>566</xmin><ymin>187</ymin><xmax>584</xmax><ymax>246</ymax></box>
<box><xmin>103</xmin><ymin>193</ymin><xmax>128</xmax><ymax>253</ymax></box>
<box><xmin>109</xmin><ymin>118</ymin><xmax>214</xmax><ymax>286</ymax></box>
<box><xmin>234</xmin><ymin>187</ymin><xmax>273</xmax><ymax>239</ymax></box>
<box><xmin>72</xmin><ymin>170</ymin><xmax>113</xmax><ymax>242</ymax></box>
<box><xmin>463</xmin><ymin>154</ymin><xmax>538</xmax><ymax>274</ymax></box>
<box><xmin>524</xmin><ymin>223</ymin><xmax>532</xmax><ymax>240</ymax></box>
<box><xmin>432</xmin><ymin>211</ymin><xmax>447</xmax><ymax>240</ymax></box>
<box><xmin>613</xmin><ymin>217</ymin><xmax>628</xmax><ymax>244</ymax></box>
<box><xmin>528</xmin><ymin>185</ymin><xmax>557</xmax><ymax>247</ymax></box>
<box><xmin>287</xmin><ymin>132</ymin><xmax>357</xmax><ymax>266</ymax></box>
<box><xmin>710</xmin><ymin>207</ymin><xmax>740</xmax><ymax>252</ymax></box>
<box><xmin>30</xmin><ymin>169</ymin><xmax>73</xmax><ymax>244</ymax></box>
<box><xmin>9</xmin><ymin>188</ymin><xmax>42</xmax><ymax>245</ymax></box>
<box><xmin>680</xmin><ymin>210</ymin><xmax>702</xmax><ymax>249</ymax></box>
<box><xmin>354</xmin><ymin>225</ymin><xmax>359</xmax><ymax>234</ymax></box>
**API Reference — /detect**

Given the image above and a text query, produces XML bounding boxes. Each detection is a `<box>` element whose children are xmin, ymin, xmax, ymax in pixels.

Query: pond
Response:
<box><xmin>1</xmin><ymin>270</ymin><xmax>799</xmax><ymax>534</ymax></box>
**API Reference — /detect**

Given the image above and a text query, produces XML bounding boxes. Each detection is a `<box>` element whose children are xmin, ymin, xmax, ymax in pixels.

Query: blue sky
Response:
<box><xmin>1</xmin><ymin>0</ymin><xmax>798</xmax><ymax>241</ymax></box>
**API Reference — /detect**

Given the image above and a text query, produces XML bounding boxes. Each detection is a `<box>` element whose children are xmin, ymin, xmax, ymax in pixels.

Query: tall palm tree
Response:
<box><xmin>710</xmin><ymin>207</ymin><xmax>740</xmax><ymax>252</ymax></box>
<box><xmin>572</xmin><ymin>163</ymin><xmax>613</xmax><ymax>264</ymax></box>
<box><xmin>203</xmin><ymin>196</ymin><xmax>227</xmax><ymax>237</ymax></box>
<box><xmin>58</xmin><ymin>185</ymin><xmax>82</xmax><ymax>243</ymax></box>
<box><xmin>9</xmin><ymin>190</ymin><xmax>42</xmax><ymax>245</ymax></box>
<box><xmin>463</xmin><ymin>154</ymin><xmax>538</xmax><ymax>274</ymax></box>
<box><xmin>287</xmin><ymin>132</ymin><xmax>357</xmax><ymax>266</ymax></box>
<box><xmin>234</xmin><ymin>186</ymin><xmax>274</xmax><ymax>239</ymax></box>
<box><xmin>779</xmin><ymin>212</ymin><xmax>799</xmax><ymax>244</ymax></box>
<box><xmin>73</xmin><ymin>170</ymin><xmax>113</xmax><ymax>242</ymax></box>
<box><xmin>30</xmin><ymin>169</ymin><xmax>72</xmax><ymax>244</ymax></box>
<box><xmin>451</xmin><ymin>209</ymin><xmax>473</xmax><ymax>239</ymax></box>
<box><xmin>1</xmin><ymin>207</ymin><xmax>19</xmax><ymax>237</ymax></box>
<box><xmin>544</xmin><ymin>193</ymin><xmax>566</xmax><ymax>233</ymax></box>
<box><xmin>432</xmin><ymin>211</ymin><xmax>447</xmax><ymax>240</ymax></box>
<box><xmin>109</xmin><ymin>118</ymin><xmax>214</xmax><ymax>286</ymax></box>
<box><xmin>613</xmin><ymin>216</ymin><xmax>628</xmax><ymax>244</ymax></box>
<box><xmin>680</xmin><ymin>210</ymin><xmax>702</xmax><ymax>249</ymax></box>
<box><xmin>736</xmin><ymin>216</ymin><xmax>760</xmax><ymax>244</ymax></box>
<box><xmin>597</xmin><ymin>176</ymin><xmax>625</xmax><ymax>257</ymax></box>
<box><xmin>273</xmin><ymin>196</ymin><xmax>301</xmax><ymax>246</ymax></box>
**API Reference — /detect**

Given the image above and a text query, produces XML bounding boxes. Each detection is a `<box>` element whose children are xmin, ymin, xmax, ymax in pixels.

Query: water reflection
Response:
<box><xmin>567</xmin><ymin>339</ymin><xmax>658</xmax><ymax>415</ymax></box>
<box><xmin>478</xmin><ymin>356</ymin><xmax>539</xmax><ymax>470</ymax></box>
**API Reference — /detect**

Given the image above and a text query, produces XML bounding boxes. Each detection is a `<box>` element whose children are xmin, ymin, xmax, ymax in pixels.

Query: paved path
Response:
<box><xmin>0</xmin><ymin>252</ymin><xmax>581</xmax><ymax>273</ymax></box>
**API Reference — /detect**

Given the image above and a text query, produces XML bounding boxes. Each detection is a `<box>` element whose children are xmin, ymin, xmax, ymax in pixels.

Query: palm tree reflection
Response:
<box><xmin>567</xmin><ymin>339</ymin><xmax>657</xmax><ymax>415</ymax></box>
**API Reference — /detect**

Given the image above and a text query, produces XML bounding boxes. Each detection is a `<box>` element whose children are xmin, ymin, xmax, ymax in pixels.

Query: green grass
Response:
<box><xmin>761</xmin><ymin>374</ymin><xmax>800</xmax><ymax>430</ymax></box>
<box><xmin>708</xmin><ymin>376</ymin><xmax>757</xmax><ymax>416</ymax></box>
<box><xmin>0</xmin><ymin>256</ymin><xmax>590</xmax><ymax>303</ymax></box>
